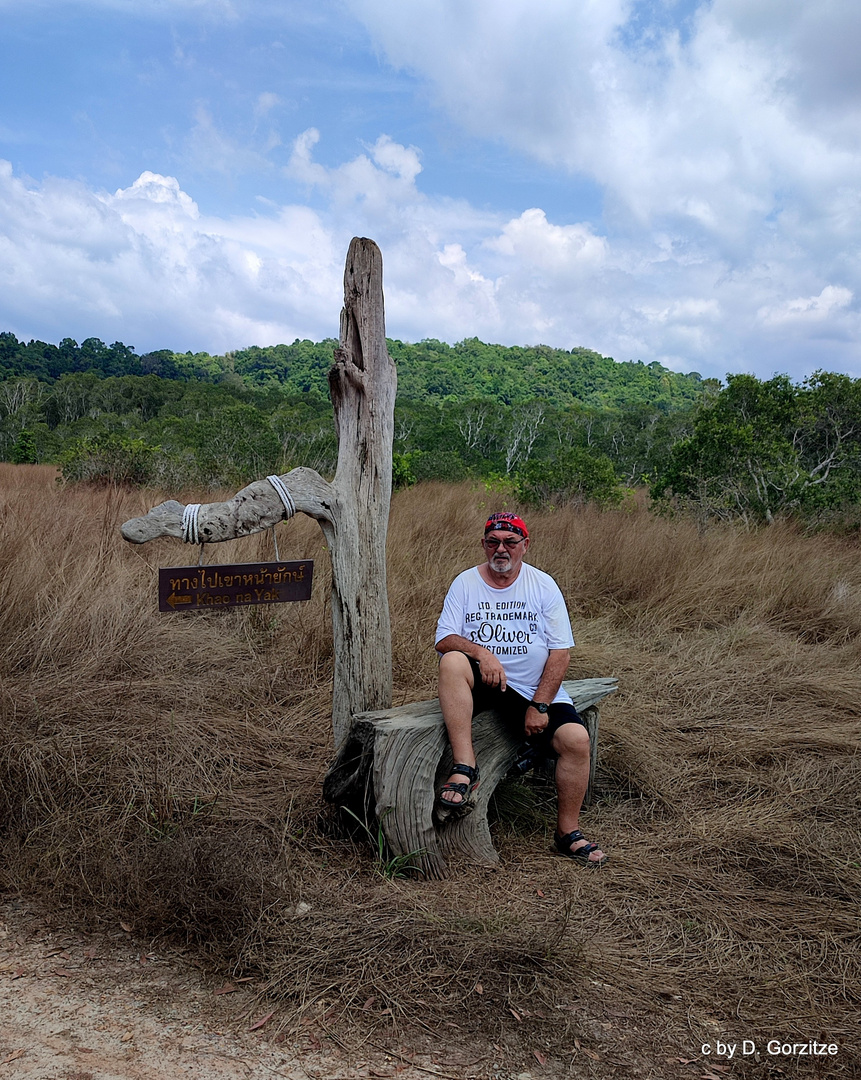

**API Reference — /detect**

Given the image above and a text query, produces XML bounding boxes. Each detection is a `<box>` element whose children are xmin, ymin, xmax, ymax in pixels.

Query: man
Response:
<box><xmin>434</xmin><ymin>511</ymin><xmax>607</xmax><ymax>866</ymax></box>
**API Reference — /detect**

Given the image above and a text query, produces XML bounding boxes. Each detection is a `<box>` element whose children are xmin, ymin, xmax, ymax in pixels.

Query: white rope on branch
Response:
<box><xmin>181</xmin><ymin>503</ymin><xmax>202</xmax><ymax>545</ymax></box>
<box><xmin>266</xmin><ymin>475</ymin><xmax>296</xmax><ymax>519</ymax></box>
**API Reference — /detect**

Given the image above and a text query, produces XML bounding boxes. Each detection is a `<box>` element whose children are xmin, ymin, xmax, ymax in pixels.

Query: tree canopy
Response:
<box><xmin>0</xmin><ymin>331</ymin><xmax>711</xmax><ymax>411</ymax></box>
<box><xmin>652</xmin><ymin>372</ymin><xmax>861</xmax><ymax>525</ymax></box>
<box><xmin>4</xmin><ymin>329</ymin><xmax>861</xmax><ymax>527</ymax></box>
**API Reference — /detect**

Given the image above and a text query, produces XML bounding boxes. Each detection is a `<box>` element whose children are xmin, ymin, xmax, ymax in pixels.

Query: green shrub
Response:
<box><xmin>410</xmin><ymin>449</ymin><xmax>469</xmax><ymax>484</ymax></box>
<box><xmin>392</xmin><ymin>451</ymin><xmax>419</xmax><ymax>490</ymax></box>
<box><xmin>519</xmin><ymin>447</ymin><xmax>625</xmax><ymax>508</ymax></box>
<box><xmin>58</xmin><ymin>433</ymin><xmax>161</xmax><ymax>486</ymax></box>
<box><xmin>9</xmin><ymin>429</ymin><xmax>39</xmax><ymax>465</ymax></box>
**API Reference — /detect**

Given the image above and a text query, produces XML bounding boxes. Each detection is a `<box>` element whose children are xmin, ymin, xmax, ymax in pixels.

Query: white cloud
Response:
<box><xmin>184</xmin><ymin>105</ymin><xmax>276</xmax><ymax>178</ymax></box>
<box><xmin>335</xmin><ymin>0</ymin><xmax>861</xmax><ymax>373</ymax></box>
<box><xmin>758</xmin><ymin>285</ymin><xmax>854</xmax><ymax>328</ymax></box>
<box><xmin>254</xmin><ymin>91</ymin><xmax>281</xmax><ymax>119</ymax></box>
<box><xmin>641</xmin><ymin>298</ymin><xmax>722</xmax><ymax>326</ymax></box>
<box><xmin>286</xmin><ymin>130</ymin><xmax>425</xmax><ymax>215</ymax></box>
<box><xmin>112</xmin><ymin>171</ymin><xmax>200</xmax><ymax>219</ymax></box>
<box><xmin>0</xmin><ymin>160</ymin><xmax>342</xmax><ymax>352</ymax></box>
<box><xmin>485</xmin><ymin>209</ymin><xmax>607</xmax><ymax>274</ymax></box>
<box><xmin>345</xmin><ymin>0</ymin><xmax>861</xmax><ymax>233</ymax></box>
<box><xmin>368</xmin><ymin>135</ymin><xmax>422</xmax><ymax>184</ymax></box>
<box><xmin>1</xmin><ymin>111</ymin><xmax>859</xmax><ymax>380</ymax></box>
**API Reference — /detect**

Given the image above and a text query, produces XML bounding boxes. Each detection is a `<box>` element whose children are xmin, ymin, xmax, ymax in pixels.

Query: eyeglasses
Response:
<box><xmin>483</xmin><ymin>536</ymin><xmax>525</xmax><ymax>550</ymax></box>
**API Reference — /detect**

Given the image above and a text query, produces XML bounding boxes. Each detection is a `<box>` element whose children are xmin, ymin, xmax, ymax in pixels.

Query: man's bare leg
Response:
<box><xmin>437</xmin><ymin>651</ymin><xmax>477</xmax><ymax>804</ymax></box>
<box><xmin>552</xmin><ymin>723</ymin><xmax>606</xmax><ymax>862</ymax></box>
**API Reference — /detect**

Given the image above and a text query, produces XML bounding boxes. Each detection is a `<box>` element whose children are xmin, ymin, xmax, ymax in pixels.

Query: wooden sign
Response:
<box><xmin>159</xmin><ymin>560</ymin><xmax>313</xmax><ymax>612</ymax></box>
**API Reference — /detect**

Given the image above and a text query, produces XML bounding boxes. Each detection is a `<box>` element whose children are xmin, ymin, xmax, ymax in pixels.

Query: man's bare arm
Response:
<box><xmin>436</xmin><ymin>633</ymin><xmax>508</xmax><ymax>690</ymax></box>
<box><xmin>525</xmin><ymin>648</ymin><xmax>571</xmax><ymax>735</ymax></box>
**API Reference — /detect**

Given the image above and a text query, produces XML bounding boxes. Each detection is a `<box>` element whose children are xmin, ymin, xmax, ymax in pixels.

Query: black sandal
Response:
<box><xmin>436</xmin><ymin>763</ymin><xmax>480</xmax><ymax>810</ymax></box>
<box><xmin>554</xmin><ymin>829</ymin><xmax>608</xmax><ymax>867</ymax></box>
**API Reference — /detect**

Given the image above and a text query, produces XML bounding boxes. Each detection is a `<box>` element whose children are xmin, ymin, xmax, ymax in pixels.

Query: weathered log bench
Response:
<box><xmin>323</xmin><ymin>677</ymin><xmax>617</xmax><ymax>879</ymax></box>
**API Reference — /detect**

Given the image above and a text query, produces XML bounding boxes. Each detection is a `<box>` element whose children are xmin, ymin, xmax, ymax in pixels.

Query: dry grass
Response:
<box><xmin>1</xmin><ymin>465</ymin><xmax>860</xmax><ymax>1073</ymax></box>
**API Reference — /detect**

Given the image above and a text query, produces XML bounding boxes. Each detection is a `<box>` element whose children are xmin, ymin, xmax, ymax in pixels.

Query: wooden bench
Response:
<box><xmin>323</xmin><ymin>677</ymin><xmax>617</xmax><ymax>879</ymax></box>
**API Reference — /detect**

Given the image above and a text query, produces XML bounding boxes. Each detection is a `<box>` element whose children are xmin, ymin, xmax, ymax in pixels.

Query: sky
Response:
<box><xmin>1</xmin><ymin>0</ymin><xmax>859</xmax><ymax>383</ymax></box>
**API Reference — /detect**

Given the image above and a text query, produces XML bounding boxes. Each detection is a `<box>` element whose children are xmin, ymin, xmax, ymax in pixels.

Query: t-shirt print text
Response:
<box><xmin>465</xmin><ymin>601</ymin><xmax>538</xmax><ymax>652</ymax></box>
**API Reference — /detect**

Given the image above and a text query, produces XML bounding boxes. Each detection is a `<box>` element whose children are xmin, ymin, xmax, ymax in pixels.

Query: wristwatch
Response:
<box><xmin>529</xmin><ymin>701</ymin><xmax>549</xmax><ymax>714</ymax></box>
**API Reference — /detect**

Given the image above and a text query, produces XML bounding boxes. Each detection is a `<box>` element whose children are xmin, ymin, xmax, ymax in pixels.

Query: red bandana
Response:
<box><xmin>484</xmin><ymin>512</ymin><xmax>529</xmax><ymax>539</ymax></box>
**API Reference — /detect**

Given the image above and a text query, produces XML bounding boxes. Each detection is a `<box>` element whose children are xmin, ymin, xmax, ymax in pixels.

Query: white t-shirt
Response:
<box><xmin>435</xmin><ymin>563</ymin><xmax>575</xmax><ymax>704</ymax></box>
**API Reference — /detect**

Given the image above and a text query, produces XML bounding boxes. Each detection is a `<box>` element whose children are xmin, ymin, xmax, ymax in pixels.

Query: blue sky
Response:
<box><xmin>1</xmin><ymin>0</ymin><xmax>859</xmax><ymax>382</ymax></box>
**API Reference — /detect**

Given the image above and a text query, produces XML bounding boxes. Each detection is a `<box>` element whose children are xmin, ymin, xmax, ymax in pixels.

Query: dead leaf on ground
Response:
<box><xmin>120</xmin><ymin>922</ymin><xmax>132</xmax><ymax>933</ymax></box>
<box><xmin>362</xmin><ymin>996</ymin><xmax>377</xmax><ymax>1011</ymax></box>
<box><xmin>0</xmin><ymin>1050</ymin><xmax>25</xmax><ymax>1066</ymax></box>
<box><xmin>536</xmin><ymin>889</ymin><xmax>546</xmax><ymax>898</ymax></box>
<box><xmin>11</xmin><ymin>967</ymin><xmax>27</xmax><ymax>979</ymax></box>
<box><xmin>249</xmin><ymin>1009</ymin><xmax>275</xmax><ymax>1031</ymax></box>
<box><xmin>52</xmin><ymin>968</ymin><xmax>75</xmax><ymax>977</ymax></box>
<box><xmin>533</xmin><ymin>1049</ymin><xmax>547</xmax><ymax>1066</ymax></box>
<box><xmin>214</xmin><ymin>983</ymin><xmax>237</xmax><ymax>996</ymax></box>
<box><xmin>510</xmin><ymin>1008</ymin><xmax>522</xmax><ymax>1022</ymax></box>
<box><xmin>120</xmin><ymin>1031</ymin><xmax>133</xmax><ymax>1043</ymax></box>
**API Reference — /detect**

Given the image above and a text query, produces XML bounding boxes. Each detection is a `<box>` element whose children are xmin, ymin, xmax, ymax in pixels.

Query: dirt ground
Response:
<box><xmin>0</xmin><ymin>897</ymin><xmax>450</xmax><ymax>1080</ymax></box>
<box><xmin>2</xmin><ymin>890</ymin><xmax>855</xmax><ymax>1080</ymax></box>
<box><xmin>0</xmin><ymin>895</ymin><xmax>709</xmax><ymax>1080</ymax></box>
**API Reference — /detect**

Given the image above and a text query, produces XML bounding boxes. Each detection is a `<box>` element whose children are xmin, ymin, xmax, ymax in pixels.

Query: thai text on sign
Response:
<box><xmin>158</xmin><ymin>561</ymin><xmax>313</xmax><ymax>612</ymax></box>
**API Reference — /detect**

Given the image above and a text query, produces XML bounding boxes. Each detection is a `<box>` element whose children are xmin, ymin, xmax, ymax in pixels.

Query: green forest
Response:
<box><xmin>2</xmin><ymin>329</ymin><xmax>861</xmax><ymax>527</ymax></box>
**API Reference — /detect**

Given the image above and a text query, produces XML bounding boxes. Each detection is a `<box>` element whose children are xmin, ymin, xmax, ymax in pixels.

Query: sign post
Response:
<box><xmin>122</xmin><ymin>238</ymin><xmax>395</xmax><ymax>748</ymax></box>
<box><xmin>158</xmin><ymin>560</ymin><xmax>313</xmax><ymax>612</ymax></box>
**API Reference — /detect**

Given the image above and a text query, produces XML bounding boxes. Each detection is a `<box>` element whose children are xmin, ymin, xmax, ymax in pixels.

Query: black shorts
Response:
<box><xmin>465</xmin><ymin>655</ymin><xmax>586</xmax><ymax>755</ymax></box>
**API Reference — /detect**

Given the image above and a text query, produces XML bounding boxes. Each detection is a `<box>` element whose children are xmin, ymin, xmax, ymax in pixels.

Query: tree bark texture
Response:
<box><xmin>322</xmin><ymin>677</ymin><xmax>617</xmax><ymax>879</ymax></box>
<box><xmin>120</xmin><ymin>238</ymin><xmax>396</xmax><ymax>748</ymax></box>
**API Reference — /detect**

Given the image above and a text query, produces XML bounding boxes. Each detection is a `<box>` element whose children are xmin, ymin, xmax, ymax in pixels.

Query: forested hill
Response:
<box><xmin>0</xmin><ymin>332</ymin><xmax>713</xmax><ymax>410</ymax></box>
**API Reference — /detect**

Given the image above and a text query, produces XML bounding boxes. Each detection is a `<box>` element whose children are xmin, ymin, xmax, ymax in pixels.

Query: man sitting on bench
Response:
<box><xmin>434</xmin><ymin>512</ymin><xmax>607</xmax><ymax>867</ymax></box>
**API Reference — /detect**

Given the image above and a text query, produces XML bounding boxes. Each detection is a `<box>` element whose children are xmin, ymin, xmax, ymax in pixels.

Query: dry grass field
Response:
<box><xmin>1</xmin><ymin>464</ymin><xmax>859</xmax><ymax>1077</ymax></box>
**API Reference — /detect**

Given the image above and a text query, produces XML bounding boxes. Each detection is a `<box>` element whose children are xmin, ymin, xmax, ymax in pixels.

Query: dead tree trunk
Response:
<box><xmin>120</xmin><ymin>237</ymin><xmax>395</xmax><ymax>748</ymax></box>
<box><xmin>326</xmin><ymin>241</ymin><xmax>395</xmax><ymax>744</ymax></box>
<box><xmin>323</xmin><ymin>678</ymin><xmax>617</xmax><ymax>879</ymax></box>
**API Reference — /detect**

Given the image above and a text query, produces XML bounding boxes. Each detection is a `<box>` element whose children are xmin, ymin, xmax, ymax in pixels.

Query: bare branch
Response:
<box><xmin>121</xmin><ymin>468</ymin><xmax>334</xmax><ymax>544</ymax></box>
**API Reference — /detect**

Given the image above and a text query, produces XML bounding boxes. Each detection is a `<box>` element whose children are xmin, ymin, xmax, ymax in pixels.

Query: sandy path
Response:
<box><xmin>0</xmin><ymin>896</ymin><xmax>698</xmax><ymax>1080</ymax></box>
<box><xmin>0</xmin><ymin>899</ymin><xmax>438</xmax><ymax>1080</ymax></box>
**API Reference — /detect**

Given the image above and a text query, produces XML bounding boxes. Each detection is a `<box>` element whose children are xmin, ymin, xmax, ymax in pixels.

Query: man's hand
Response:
<box><xmin>478</xmin><ymin>650</ymin><xmax>507</xmax><ymax>691</ymax></box>
<box><xmin>524</xmin><ymin>705</ymin><xmax>548</xmax><ymax>737</ymax></box>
